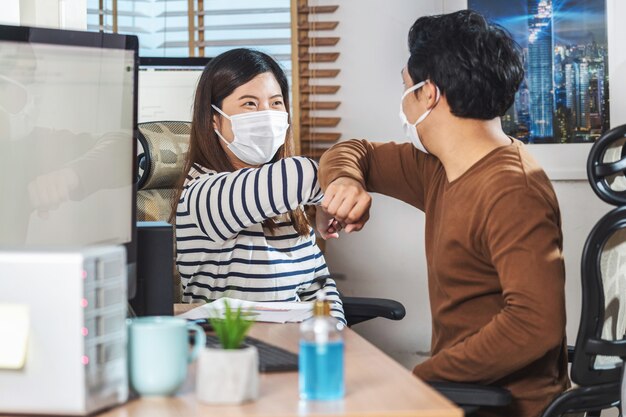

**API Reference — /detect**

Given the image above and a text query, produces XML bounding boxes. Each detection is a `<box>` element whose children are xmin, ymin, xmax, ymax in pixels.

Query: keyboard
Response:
<box><xmin>204</xmin><ymin>334</ymin><xmax>299</xmax><ymax>373</ymax></box>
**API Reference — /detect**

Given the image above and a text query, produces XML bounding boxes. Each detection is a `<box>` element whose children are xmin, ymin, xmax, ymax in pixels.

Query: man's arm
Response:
<box><xmin>25</xmin><ymin>130</ymin><xmax>124</xmax><ymax>216</ymax></box>
<box><xmin>319</xmin><ymin>139</ymin><xmax>429</xmax><ymax>207</ymax></box>
<box><xmin>319</xmin><ymin>140</ymin><xmax>431</xmax><ymax>230</ymax></box>
<box><xmin>413</xmin><ymin>187</ymin><xmax>566</xmax><ymax>384</ymax></box>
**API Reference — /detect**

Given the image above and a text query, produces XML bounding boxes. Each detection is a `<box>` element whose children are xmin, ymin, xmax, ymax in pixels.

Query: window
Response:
<box><xmin>87</xmin><ymin>0</ymin><xmax>343</xmax><ymax>158</ymax></box>
<box><xmin>87</xmin><ymin>0</ymin><xmax>291</xmax><ymax>74</ymax></box>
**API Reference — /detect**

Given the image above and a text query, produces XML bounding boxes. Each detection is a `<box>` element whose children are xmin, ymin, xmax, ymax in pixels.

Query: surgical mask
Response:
<box><xmin>212</xmin><ymin>105</ymin><xmax>289</xmax><ymax>165</ymax></box>
<box><xmin>0</xmin><ymin>74</ymin><xmax>38</xmax><ymax>141</ymax></box>
<box><xmin>399</xmin><ymin>80</ymin><xmax>440</xmax><ymax>154</ymax></box>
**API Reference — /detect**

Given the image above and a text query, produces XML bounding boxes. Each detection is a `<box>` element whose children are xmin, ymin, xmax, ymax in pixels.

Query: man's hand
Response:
<box><xmin>321</xmin><ymin>177</ymin><xmax>372</xmax><ymax>233</ymax></box>
<box><xmin>28</xmin><ymin>167</ymin><xmax>79</xmax><ymax>218</ymax></box>
<box><xmin>315</xmin><ymin>206</ymin><xmax>342</xmax><ymax>240</ymax></box>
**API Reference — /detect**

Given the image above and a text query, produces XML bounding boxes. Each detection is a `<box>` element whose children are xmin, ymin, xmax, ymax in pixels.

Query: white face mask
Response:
<box><xmin>399</xmin><ymin>80</ymin><xmax>440</xmax><ymax>154</ymax></box>
<box><xmin>212</xmin><ymin>104</ymin><xmax>289</xmax><ymax>166</ymax></box>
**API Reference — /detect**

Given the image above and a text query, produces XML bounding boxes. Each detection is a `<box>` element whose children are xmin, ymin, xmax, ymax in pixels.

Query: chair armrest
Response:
<box><xmin>342</xmin><ymin>296</ymin><xmax>406</xmax><ymax>326</ymax></box>
<box><xmin>585</xmin><ymin>338</ymin><xmax>626</xmax><ymax>357</ymax></box>
<box><xmin>428</xmin><ymin>381</ymin><xmax>512</xmax><ymax>408</ymax></box>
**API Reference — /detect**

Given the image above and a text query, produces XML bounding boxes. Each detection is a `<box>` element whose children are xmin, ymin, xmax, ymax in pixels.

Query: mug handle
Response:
<box><xmin>187</xmin><ymin>323</ymin><xmax>206</xmax><ymax>363</ymax></box>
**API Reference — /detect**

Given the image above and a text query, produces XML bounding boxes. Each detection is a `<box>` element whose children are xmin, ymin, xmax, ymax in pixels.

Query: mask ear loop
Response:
<box><xmin>214</xmin><ymin>129</ymin><xmax>232</xmax><ymax>147</ymax></box>
<box><xmin>400</xmin><ymin>81</ymin><xmax>426</xmax><ymax>125</ymax></box>
<box><xmin>211</xmin><ymin>104</ymin><xmax>230</xmax><ymax>119</ymax></box>
<box><xmin>211</xmin><ymin>104</ymin><xmax>232</xmax><ymax>145</ymax></box>
<box><xmin>411</xmin><ymin>81</ymin><xmax>441</xmax><ymax>127</ymax></box>
<box><xmin>401</xmin><ymin>81</ymin><xmax>426</xmax><ymax>102</ymax></box>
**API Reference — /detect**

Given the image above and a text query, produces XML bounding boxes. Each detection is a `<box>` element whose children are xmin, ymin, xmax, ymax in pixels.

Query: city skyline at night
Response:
<box><xmin>468</xmin><ymin>0</ymin><xmax>610</xmax><ymax>143</ymax></box>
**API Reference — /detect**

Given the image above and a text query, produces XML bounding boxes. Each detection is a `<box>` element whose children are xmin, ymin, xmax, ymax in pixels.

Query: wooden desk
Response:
<box><xmin>101</xmin><ymin>306</ymin><xmax>461</xmax><ymax>417</ymax></box>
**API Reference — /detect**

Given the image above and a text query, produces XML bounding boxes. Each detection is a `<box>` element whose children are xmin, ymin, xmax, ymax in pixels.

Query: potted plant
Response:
<box><xmin>195</xmin><ymin>301</ymin><xmax>258</xmax><ymax>404</ymax></box>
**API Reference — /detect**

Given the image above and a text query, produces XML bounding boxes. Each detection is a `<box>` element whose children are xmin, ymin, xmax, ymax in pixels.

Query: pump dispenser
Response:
<box><xmin>298</xmin><ymin>291</ymin><xmax>344</xmax><ymax>400</ymax></box>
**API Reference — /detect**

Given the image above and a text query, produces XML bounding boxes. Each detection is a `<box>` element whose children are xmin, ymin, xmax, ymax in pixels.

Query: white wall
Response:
<box><xmin>1</xmin><ymin>1</ymin><xmax>20</xmax><ymax>25</ymax></box>
<box><xmin>314</xmin><ymin>0</ymin><xmax>623</xmax><ymax>371</ymax></box>
<box><xmin>313</xmin><ymin>0</ymin><xmax>444</xmax><ymax>367</ymax></box>
<box><xmin>19</xmin><ymin>0</ymin><xmax>59</xmax><ymax>28</ymax></box>
<box><xmin>16</xmin><ymin>0</ymin><xmax>86</xmax><ymax>30</ymax></box>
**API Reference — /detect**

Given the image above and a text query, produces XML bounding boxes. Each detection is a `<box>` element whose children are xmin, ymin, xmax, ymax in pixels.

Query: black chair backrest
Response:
<box><xmin>571</xmin><ymin>124</ymin><xmax>626</xmax><ymax>386</ymax></box>
<box><xmin>572</xmin><ymin>205</ymin><xmax>626</xmax><ymax>386</ymax></box>
<box><xmin>587</xmin><ymin>124</ymin><xmax>626</xmax><ymax>206</ymax></box>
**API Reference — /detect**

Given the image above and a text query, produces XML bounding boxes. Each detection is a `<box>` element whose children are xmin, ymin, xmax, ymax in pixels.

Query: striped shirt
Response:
<box><xmin>176</xmin><ymin>156</ymin><xmax>344</xmax><ymax>322</ymax></box>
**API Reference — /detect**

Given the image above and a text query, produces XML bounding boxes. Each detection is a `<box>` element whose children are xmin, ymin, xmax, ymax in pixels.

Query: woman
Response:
<box><xmin>171</xmin><ymin>48</ymin><xmax>344</xmax><ymax>322</ymax></box>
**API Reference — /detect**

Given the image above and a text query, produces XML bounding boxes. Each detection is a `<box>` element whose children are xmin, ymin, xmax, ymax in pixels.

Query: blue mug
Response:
<box><xmin>127</xmin><ymin>316</ymin><xmax>206</xmax><ymax>396</ymax></box>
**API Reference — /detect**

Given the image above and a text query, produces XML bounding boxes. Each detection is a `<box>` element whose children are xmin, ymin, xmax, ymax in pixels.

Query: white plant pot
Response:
<box><xmin>196</xmin><ymin>345</ymin><xmax>259</xmax><ymax>404</ymax></box>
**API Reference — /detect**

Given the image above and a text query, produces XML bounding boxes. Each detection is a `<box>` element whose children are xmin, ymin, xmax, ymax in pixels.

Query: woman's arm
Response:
<box><xmin>178</xmin><ymin>156</ymin><xmax>322</xmax><ymax>242</ymax></box>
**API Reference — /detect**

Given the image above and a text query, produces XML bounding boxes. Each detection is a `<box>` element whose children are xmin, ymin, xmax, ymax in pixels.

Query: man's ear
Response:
<box><xmin>424</xmin><ymin>82</ymin><xmax>438</xmax><ymax>108</ymax></box>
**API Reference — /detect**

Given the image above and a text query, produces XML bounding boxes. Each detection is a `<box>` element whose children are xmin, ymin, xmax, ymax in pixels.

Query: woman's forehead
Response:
<box><xmin>228</xmin><ymin>72</ymin><xmax>282</xmax><ymax>99</ymax></box>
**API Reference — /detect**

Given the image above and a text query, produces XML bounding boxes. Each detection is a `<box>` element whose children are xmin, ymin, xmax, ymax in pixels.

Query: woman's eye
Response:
<box><xmin>243</xmin><ymin>101</ymin><xmax>256</xmax><ymax>107</ymax></box>
<box><xmin>273</xmin><ymin>100</ymin><xmax>284</xmax><ymax>106</ymax></box>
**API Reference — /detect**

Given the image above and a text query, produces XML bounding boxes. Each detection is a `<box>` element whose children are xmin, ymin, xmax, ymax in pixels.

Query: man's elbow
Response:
<box><xmin>318</xmin><ymin>150</ymin><xmax>333</xmax><ymax>189</ymax></box>
<box><xmin>540</xmin><ymin>328</ymin><xmax>565</xmax><ymax>354</ymax></box>
<box><xmin>527</xmin><ymin>315</ymin><xmax>566</xmax><ymax>357</ymax></box>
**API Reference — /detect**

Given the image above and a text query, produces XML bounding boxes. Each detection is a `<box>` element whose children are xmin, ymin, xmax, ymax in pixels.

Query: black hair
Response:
<box><xmin>407</xmin><ymin>9</ymin><xmax>524</xmax><ymax>119</ymax></box>
<box><xmin>203</xmin><ymin>48</ymin><xmax>290</xmax><ymax>111</ymax></box>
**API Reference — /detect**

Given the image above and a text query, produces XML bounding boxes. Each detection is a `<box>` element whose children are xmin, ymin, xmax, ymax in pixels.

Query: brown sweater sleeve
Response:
<box><xmin>319</xmin><ymin>139</ymin><xmax>431</xmax><ymax>210</ymax></box>
<box><xmin>413</xmin><ymin>186</ymin><xmax>566</xmax><ymax>384</ymax></box>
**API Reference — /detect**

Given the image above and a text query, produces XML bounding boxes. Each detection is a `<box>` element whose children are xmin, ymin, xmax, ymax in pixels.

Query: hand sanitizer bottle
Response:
<box><xmin>299</xmin><ymin>291</ymin><xmax>344</xmax><ymax>400</ymax></box>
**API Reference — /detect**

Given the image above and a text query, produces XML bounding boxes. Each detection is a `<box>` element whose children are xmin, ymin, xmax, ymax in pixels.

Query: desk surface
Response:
<box><xmin>101</xmin><ymin>306</ymin><xmax>461</xmax><ymax>417</ymax></box>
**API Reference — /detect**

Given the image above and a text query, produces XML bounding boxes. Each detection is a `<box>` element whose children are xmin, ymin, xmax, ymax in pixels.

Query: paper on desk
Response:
<box><xmin>0</xmin><ymin>304</ymin><xmax>30</xmax><ymax>370</ymax></box>
<box><xmin>177</xmin><ymin>298</ymin><xmax>313</xmax><ymax>323</ymax></box>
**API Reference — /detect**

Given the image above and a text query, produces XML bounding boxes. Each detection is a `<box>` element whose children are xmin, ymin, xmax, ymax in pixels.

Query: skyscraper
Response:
<box><xmin>565</xmin><ymin>60</ymin><xmax>592</xmax><ymax>135</ymax></box>
<box><xmin>527</xmin><ymin>0</ymin><xmax>555</xmax><ymax>141</ymax></box>
<box><xmin>578</xmin><ymin>60</ymin><xmax>591</xmax><ymax>130</ymax></box>
<box><xmin>565</xmin><ymin>62</ymin><xmax>577</xmax><ymax>111</ymax></box>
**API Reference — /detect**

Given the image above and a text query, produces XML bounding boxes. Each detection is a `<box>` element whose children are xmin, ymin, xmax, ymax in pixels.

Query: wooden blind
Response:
<box><xmin>187</xmin><ymin>1</ymin><xmax>292</xmax><ymax>74</ymax></box>
<box><xmin>291</xmin><ymin>0</ymin><xmax>341</xmax><ymax>158</ymax></box>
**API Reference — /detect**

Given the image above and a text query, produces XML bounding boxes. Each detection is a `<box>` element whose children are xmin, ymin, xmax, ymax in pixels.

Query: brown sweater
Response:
<box><xmin>319</xmin><ymin>139</ymin><xmax>569</xmax><ymax>417</ymax></box>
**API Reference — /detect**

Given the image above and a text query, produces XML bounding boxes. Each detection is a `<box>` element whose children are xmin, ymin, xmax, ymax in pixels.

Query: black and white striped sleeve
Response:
<box><xmin>180</xmin><ymin>157</ymin><xmax>323</xmax><ymax>242</ymax></box>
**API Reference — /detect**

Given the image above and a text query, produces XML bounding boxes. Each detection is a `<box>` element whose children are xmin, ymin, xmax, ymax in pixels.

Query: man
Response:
<box><xmin>318</xmin><ymin>10</ymin><xmax>569</xmax><ymax>417</ymax></box>
<box><xmin>0</xmin><ymin>42</ymin><xmax>129</xmax><ymax>245</ymax></box>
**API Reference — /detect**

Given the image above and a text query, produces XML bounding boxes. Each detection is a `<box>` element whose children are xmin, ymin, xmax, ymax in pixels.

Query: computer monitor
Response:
<box><xmin>138</xmin><ymin>57</ymin><xmax>211</xmax><ymax>123</ymax></box>
<box><xmin>0</xmin><ymin>25</ymin><xmax>139</xmax><ymax>295</ymax></box>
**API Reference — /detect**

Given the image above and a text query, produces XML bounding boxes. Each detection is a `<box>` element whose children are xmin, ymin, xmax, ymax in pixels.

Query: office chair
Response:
<box><xmin>430</xmin><ymin>125</ymin><xmax>626</xmax><ymax>417</ymax></box>
<box><xmin>135</xmin><ymin>121</ymin><xmax>406</xmax><ymax>327</ymax></box>
<box><xmin>542</xmin><ymin>124</ymin><xmax>626</xmax><ymax>417</ymax></box>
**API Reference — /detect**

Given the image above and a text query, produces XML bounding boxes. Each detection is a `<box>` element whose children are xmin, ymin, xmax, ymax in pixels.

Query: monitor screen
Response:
<box><xmin>138</xmin><ymin>57</ymin><xmax>210</xmax><ymax>123</ymax></box>
<box><xmin>0</xmin><ymin>25</ymin><xmax>138</xmax><ymax>249</ymax></box>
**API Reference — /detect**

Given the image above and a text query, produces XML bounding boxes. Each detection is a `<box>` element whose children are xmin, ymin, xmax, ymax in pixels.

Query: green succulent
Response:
<box><xmin>208</xmin><ymin>300</ymin><xmax>255</xmax><ymax>349</ymax></box>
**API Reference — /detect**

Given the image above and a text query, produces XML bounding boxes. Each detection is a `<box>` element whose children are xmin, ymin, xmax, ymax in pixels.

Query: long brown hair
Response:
<box><xmin>170</xmin><ymin>48</ymin><xmax>310</xmax><ymax>236</ymax></box>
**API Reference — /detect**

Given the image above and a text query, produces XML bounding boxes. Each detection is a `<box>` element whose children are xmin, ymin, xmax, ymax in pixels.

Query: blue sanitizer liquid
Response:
<box><xmin>299</xmin><ymin>340</ymin><xmax>344</xmax><ymax>400</ymax></box>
